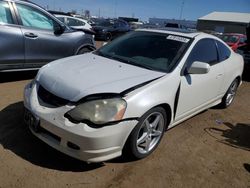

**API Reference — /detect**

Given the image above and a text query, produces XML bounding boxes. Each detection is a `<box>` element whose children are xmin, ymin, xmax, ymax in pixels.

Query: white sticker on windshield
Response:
<box><xmin>167</xmin><ymin>35</ymin><xmax>190</xmax><ymax>43</ymax></box>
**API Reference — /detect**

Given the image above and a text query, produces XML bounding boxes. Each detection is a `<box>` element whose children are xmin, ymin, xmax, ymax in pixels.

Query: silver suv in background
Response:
<box><xmin>0</xmin><ymin>0</ymin><xmax>95</xmax><ymax>71</ymax></box>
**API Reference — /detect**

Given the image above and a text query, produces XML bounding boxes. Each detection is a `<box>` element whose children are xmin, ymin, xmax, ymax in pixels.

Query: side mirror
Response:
<box><xmin>54</xmin><ymin>24</ymin><xmax>65</xmax><ymax>35</ymax></box>
<box><xmin>187</xmin><ymin>61</ymin><xmax>210</xmax><ymax>74</ymax></box>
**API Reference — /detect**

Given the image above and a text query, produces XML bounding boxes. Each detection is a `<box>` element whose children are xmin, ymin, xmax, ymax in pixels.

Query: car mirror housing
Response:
<box><xmin>187</xmin><ymin>61</ymin><xmax>210</xmax><ymax>74</ymax></box>
<box><xmin>54</xmin><ymin>24</ymin><xmax>65</xmax><ymax>35</ymax></box>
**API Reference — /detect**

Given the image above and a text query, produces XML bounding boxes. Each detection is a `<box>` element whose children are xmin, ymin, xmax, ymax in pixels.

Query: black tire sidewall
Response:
<box><xmin>77</xmin><ymin>47</ymin><xmax>92</xmax><ymax>55</ymax></box>
<box><xmin>106</xmin><ymin>33</ymin><xmax>112</xmax><ymax>41</ymax></box>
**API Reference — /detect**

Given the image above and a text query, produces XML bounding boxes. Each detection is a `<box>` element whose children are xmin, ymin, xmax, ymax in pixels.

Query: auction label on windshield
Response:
<box><xmin>167</xmin><ymin>35</ymin><xmax>190</xmax><ymax>43</ymax></box>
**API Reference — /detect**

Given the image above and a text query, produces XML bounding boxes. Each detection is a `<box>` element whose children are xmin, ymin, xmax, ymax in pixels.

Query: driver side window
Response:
<box><xmin>187</xmin><ymin>39</ymin><xmax>218</xmax><ymax>66</ymax></box>
<box><xmin>16</xmin><ymin>3</ymin><xmax>55</xmax><ymax>30</ymax></box>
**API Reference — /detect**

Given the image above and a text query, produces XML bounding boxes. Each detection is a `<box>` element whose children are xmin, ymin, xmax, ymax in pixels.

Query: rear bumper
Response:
<box><xmin>23</xmin><ymin>82</ymin><xmax>138</xmax><ymax>162</ymax></box>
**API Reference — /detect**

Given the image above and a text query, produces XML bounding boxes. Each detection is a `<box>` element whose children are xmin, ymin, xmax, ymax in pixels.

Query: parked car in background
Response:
<box><xmin>220</xmin><ymin>33</ymin><xmax>247</xmax><ymax>51</ymax></box>
<box><xmin>0</xmin><ymin>0</ymin><xmax>95</xmax><ymax>71</ymax></box>
<box><xmin>92</xmin><ymin>19</ymin><xmax>131</xmax><ymax>41</ymax></box>
<box><xmin>165</xmin><ymin>23</ymin><xmax>186</xmax><ymax>29</ymax></box>
<box><xmin>24</xmin><ymin>29</ymin><xmax>243</xmax><ymax>163</ymax></box>
<box><xmin>129</xmin><ymin>21</ymin><xmax>143</xmax><ymax>30</ymax></box>
<box><xmin>237</xmin><ymin>43</ymin><xmax>250</xmax><ymax>77</ymax></box>
<box><xmin>55</xmin><ymin>15</ymin><xmax>93</xmax><ymax>31</ymax></box>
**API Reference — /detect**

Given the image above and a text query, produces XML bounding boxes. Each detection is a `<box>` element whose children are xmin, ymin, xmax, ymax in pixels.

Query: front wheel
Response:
<box><xmin>125</xmin><ymin>107</ymin><xmax>167</xmax><ymax>159</ymax></box>
<box><xmin>220</xmin><ymin>79</ymin><xmax>239</xmax><ymax>108</ymax></box>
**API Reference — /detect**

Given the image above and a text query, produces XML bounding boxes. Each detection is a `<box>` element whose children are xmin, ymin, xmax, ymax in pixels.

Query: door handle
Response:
<box><xmin>24</xmin><ymin>32</ymin><xmax>38</xmax><ymax>38</ymax></box>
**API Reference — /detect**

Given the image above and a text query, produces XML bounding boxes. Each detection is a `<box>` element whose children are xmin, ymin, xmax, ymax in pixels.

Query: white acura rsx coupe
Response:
<box><xmin>24</xmin><ymin>29</ymin><xmax>244</xmax><ymax>163</ymax></box>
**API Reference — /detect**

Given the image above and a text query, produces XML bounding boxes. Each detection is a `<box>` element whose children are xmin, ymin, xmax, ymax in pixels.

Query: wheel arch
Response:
<box><xmin>235</xmin><ymin>75</ymin><xmax>241</xmax><ymax>84</ymax></box>
<box><xmin>75</xmin><ymin>44</ymin><xmax>96</xmax><ymax>55</ymax></box>
<box><xmin>154</xmin><ymin>103</ymin><xmax>172</xmax><ymax>130</ymax></box>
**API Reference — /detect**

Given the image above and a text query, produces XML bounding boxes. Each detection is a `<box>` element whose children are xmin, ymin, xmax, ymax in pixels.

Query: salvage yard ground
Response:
<box><xmin>0</xmin><ymin>43</ymin><xmax>250</xmax><ymax>187</ymax></box>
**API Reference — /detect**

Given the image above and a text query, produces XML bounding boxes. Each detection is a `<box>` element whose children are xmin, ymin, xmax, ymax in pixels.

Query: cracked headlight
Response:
<box><xmin>65</xmin><ymin>98</ymin><xmax>127</xmax><ymax>125</ymax></box>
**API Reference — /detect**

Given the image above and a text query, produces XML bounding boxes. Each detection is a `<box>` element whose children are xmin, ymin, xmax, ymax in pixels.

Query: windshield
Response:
<box><xmin>96</xmin><ymin>31</ymin><xmax>190</xmax><ymax>72</ymax></box>
<box><xmin>221</xmin><ymin>35</ymin><xmax>239</xmax><ymax>43</ymax></box>
<box><xmin>95</xmin><ymin>19</ymin><xmax>113</xmax><ymax>27</ymax></box>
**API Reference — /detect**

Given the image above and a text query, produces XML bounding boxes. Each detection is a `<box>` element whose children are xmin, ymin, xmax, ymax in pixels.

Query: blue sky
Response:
<box><xmin>32</xmin><ymin>0</ymin><xmax>250</xmax><ymax>21</ymax></box>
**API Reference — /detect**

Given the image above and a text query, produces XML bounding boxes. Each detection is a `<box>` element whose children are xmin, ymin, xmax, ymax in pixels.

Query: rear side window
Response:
<box><xmin>57</xmin><ymin>17</ymin><xmax>64</xmax><ymax>22</ymax></box>
<box><xmin>0</xmin><ymin>2</ymin><xmax>14</xmax><ymax>24</ymax></box>
<box><xmin>67</xmin><ymin>18</ymin><xmax>85</xmax><ymax>26</ymax></box>
<box><xmin>187</xmin><ymin>39</ymin><xmax>218</xmax><ymax>65</ymax></box>
<box><xmin>216</xmin><ymin>40</ymin><xmax>231</xmax><ymax>62</ymax></box>
<box><xmin>16</xmin><ymin>3</ymin><xmax>54</xmax><ymax>30</ymax></box>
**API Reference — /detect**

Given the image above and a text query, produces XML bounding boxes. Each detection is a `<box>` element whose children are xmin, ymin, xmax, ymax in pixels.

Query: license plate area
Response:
<box><xmin>24</xmin><ymin>109</ymin><xmax>40</xmax><ymax>132</ymax></box>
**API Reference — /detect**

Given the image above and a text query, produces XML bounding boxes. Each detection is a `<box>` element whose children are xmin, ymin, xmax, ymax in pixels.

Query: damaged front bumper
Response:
<box><xmin>23</xmin><ymin>81</ymin><xmax>138</xmax><ymax>163</ymax></box>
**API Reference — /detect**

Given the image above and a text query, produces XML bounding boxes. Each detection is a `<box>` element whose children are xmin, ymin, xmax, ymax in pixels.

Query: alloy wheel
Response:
<box><xmin>136</xmin><ymin>112</ymin><xmax>165</xmax><ymax>154</ymax></box>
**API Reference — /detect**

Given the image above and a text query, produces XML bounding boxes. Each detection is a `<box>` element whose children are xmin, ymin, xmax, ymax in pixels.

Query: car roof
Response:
<box><xmin>55</xmin><ymin>14</ymin><xmax>88</xmax><ymax>22</ymax></box>
<box><xmin>136</xmin><ymin>28</ymin><xmax>203</xmax><ymax>38</ymax></box>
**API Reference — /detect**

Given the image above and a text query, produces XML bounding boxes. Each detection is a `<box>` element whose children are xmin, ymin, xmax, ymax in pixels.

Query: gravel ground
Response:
<box><xmin>0</xmin><ymin>48</ymin><xmax>249</xmax><ymax>188</ymax></box>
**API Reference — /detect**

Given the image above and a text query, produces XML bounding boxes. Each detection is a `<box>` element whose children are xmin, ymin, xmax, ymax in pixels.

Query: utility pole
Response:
<box><xmin>179</xmin><ymin>0</ymin><xmax>185</xmax><ymax>20</ymax></box>
<box><xmin>114</xmin><ymin>0</ymin><xmax>117</xmax><ymax>18</ymax></box>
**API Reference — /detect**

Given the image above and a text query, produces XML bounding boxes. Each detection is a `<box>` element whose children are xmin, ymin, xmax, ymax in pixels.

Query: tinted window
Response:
<box><xmin>67</xmin><ymin>18</ymin><xmax>85</xmax><ymax>26</ymax></box>
<box><xmin>0</xmin><ymin>2</ymin><xmax>14</xmax><ymax>24</ymax></box>
<box><xmin>16</xmin><ymin>3</ymin><xmax>54</xmax><ymax>30</ymax></box>
<box><xmin>221</xmin><ymin>35</ymin><xmax>239</xmax><ymax>43</ymax></box>
<box><xmin>97</xmin><ymin>31</ymin><xmax>190</xmax><ymax>72</ymax></box>
<box><xmin>187</xmin><ymin>39</ymin><xmax>218</xmax><ymax>65</ymax></box>
<box><xmin>57</xmin><ymin>17</ymin><xmax>64</xmax><ymax>22</ymax></box>
<box><xmin>97</xmin><ymin>20</ymin><xmax>113</xmax><ymax>27</ymax></box>
<box><xmin>216</xmin><ymin>40</ymin><xmax>231</xmax><ymax>62</ymax></box>
<box><xmin>118</xmin><ymin>21</ymin><xmax>126</xmax><ymax>27</ymax></box>
<box><xmin>166</xmin><ymin>23</ymin><xmax>179</xmax><ymax>28</ymax></box>
<box><xmin>239</xmin><ymin>37</ymin><xmax>246</xmax><ymax>43</ymax></box>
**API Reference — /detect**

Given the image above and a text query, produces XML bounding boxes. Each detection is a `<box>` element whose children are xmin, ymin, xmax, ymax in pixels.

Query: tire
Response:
<box><xmin>77</xmin><ymin>47</ymin><xmax>92</xmax><ymax>55</ymax></box>
<box><xmin>219</xmin><ymin>79</ymin><xmax>239</xmax><ymax>108</ymax></box>
<box><xmin>125</xmin><ymin>107</ymin><xmax>167</xmax><ymax>159</ymax></box>
<box><xmin>105</xmin><ymin>33</ymin><xmax>112</xmax><ymax>41</ymax></box>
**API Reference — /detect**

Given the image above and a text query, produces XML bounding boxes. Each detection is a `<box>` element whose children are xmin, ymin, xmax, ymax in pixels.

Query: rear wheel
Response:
<box><xmin>125</xmin><ymin>107</ymin><xmax>167</xmax><ymax>159</ymax></box>
<box><xmin>77</xmin><ymin>47</ymin><xmax>93</xmax><ymax>55</ymax></box>
<box><xmin>105</xmin><ymin>32</ymin><xmax>112</xmax><ymax>41</ymax></box>
<box><xmin>220</xmin><ymin>79</ymin><xmax>239</xmax><ymax>108</ymax></box>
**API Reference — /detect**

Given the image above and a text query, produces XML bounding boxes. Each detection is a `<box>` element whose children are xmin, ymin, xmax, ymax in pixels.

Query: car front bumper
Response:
<box><xmin>23</xmin><ymin>82</ymin><xmax>138</xmax><ymax>163</ymax></box>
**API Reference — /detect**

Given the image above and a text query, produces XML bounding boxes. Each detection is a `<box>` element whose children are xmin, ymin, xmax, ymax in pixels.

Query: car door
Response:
<box><xmin>175</xmin><ymin>39</ymin><xmax>225</xmax><ymax>121</ymax></box>
<box><xmin>14</xmin><ymin>2</ymin><xmax>74</xmax><ymax>68</ymax></box>
<box><xmin>0</xmin><ymin>1</ymin><xmax>24</xmax><ymax>70</ymax></box>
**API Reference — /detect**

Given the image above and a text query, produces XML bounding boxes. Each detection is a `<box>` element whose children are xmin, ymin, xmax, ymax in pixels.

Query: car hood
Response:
<box><xmin>37</xmin><ymin>53</ymin><xmax>165</xmax><ymax>102</ymax></box>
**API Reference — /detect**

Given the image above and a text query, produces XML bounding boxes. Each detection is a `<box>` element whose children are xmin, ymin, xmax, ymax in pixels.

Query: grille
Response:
<box><xmin>38</xmin><ymin>85</ymin><xmax>69</xmax><ymax>107</ymax></box>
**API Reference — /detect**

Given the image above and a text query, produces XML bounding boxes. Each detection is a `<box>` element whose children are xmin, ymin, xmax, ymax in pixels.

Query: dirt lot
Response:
<box><xmin>0</xmin><ymin>56</ymin><xmax>250</xmax><ymax>187</ymax></box>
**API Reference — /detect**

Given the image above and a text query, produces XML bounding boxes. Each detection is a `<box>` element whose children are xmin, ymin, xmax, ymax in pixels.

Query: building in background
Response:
<box><xmin>197</xmin><ymin>12</ymin><xmax>250</xmax><ymax>34</ymax></box>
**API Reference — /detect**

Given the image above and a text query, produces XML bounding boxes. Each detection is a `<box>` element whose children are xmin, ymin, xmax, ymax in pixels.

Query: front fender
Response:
<box><xmin>123</xmin><ymin>74</ymin><xmax>181</xmax><ymax>124</ymax></box>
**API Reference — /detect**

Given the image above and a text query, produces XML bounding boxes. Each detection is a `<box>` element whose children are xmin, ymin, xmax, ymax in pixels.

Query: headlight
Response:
<box><xmin>65</xmin><ymin>98</ymin><xmax>127</xmax><ymax>125</ymax></box>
